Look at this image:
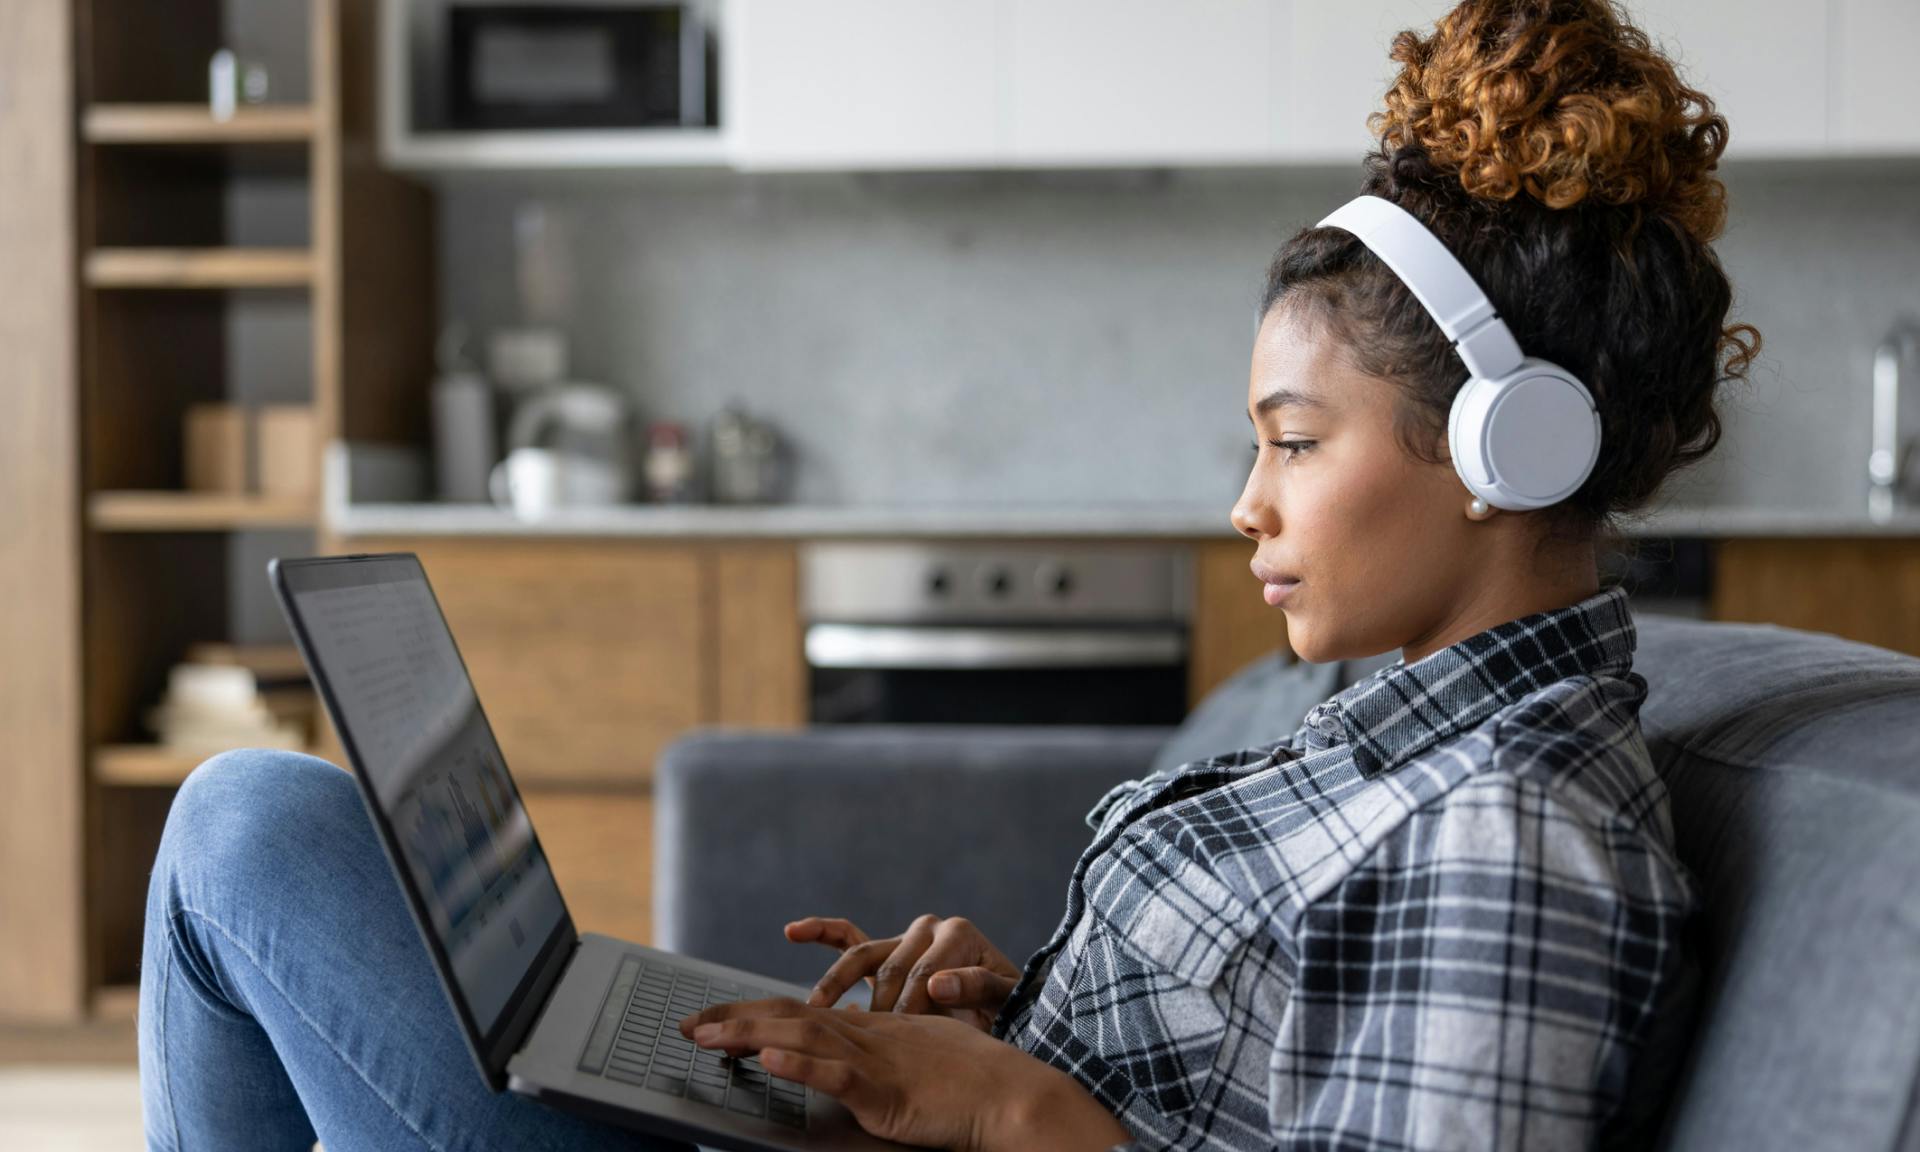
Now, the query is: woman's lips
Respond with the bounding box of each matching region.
[1251,561,1301,607]
[1262,579,1301,607]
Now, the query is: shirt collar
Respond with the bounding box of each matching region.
[1297,583,1638,778]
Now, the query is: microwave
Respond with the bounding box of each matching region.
[390,0,714,139]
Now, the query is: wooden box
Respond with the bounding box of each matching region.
[183,403,249,492]
[256,405,317,499]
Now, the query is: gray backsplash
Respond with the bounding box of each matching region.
[437,163,1920,515]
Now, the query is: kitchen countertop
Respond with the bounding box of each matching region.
[330,500,1920,539]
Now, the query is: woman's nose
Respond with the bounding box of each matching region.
[1231,483,1274,542]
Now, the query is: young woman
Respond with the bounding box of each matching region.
[140,1,1754,1149]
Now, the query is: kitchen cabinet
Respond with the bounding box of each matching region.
[728,0,1290,169]
[1280,0,1453,162]
[1832,0,1920,152]
[402,541,711,786]
[722,0,999,169]
[1004,0,1273,164]
[379,540,806,787]
[523,790,655,946]
[486,0,1920,170]
[1627,0,1830,157]
[1712,538,1920,657]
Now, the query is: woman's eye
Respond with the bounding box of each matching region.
[1251,438,1316,460]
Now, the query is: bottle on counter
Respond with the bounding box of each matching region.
[644,421,696,504]
[430,322,499,503]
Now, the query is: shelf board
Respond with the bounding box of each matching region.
[88,491,315,531]
[84,103,316,145]
[85,247,314,289]
[95,744,318,787]
[94,745,210,787]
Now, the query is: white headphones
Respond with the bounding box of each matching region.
[1315,195,1601,513]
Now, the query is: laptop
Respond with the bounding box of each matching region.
[270,553,910,1152]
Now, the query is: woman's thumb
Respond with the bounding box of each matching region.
[929,967,1015,1006]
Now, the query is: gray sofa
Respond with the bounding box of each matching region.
[654,613,1920,1151]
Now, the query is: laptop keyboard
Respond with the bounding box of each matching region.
[578,955,810,1131]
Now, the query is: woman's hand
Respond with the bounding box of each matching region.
[677,997,1131,1152]
[787,915,1023,1030]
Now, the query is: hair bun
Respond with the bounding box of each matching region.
[1372,0,1730,241]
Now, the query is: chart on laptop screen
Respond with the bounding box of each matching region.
[293,573,566,1032]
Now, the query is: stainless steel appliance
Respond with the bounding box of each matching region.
[386,0,714,152]
[801,542,1192,726]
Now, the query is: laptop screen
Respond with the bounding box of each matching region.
[278,557,568,1039]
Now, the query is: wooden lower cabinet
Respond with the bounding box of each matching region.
[372,540,807,789]
[405,540,710,787]
[522,789,654,947]
[342,538,805,947]
[1711,537,1920,657]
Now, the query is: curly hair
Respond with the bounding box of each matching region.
[1262,0,1760,548]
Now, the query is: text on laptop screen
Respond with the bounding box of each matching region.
[293,574,566,1034]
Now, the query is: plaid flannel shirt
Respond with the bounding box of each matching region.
[990,583,1699,1151]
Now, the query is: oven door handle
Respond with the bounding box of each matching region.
[804,624,1187,670]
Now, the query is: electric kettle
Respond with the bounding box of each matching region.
[492,383,633,511]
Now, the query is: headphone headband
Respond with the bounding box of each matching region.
[1315,196,1524,381]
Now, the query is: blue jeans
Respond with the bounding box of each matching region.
[138,748,698,1152]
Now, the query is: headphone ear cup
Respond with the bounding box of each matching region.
[1448,361,1601,511]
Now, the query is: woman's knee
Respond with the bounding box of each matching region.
[157,748,364,891]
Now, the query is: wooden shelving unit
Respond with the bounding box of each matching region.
[85,247,315,288]
[84,103,316,144]
[34,0,437,1026]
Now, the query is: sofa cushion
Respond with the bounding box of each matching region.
[1632,614,1920,1152]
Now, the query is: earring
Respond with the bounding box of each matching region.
[1467,495,1492,520]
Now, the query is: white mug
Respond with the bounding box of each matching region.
[489,448,562,518]
[489,448,626,517]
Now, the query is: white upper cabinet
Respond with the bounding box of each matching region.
[1003,0,1273,164]
[723,0,998,169]
[1627,0,1829,157]
[1832,0,1920,151]
[1279,0,1455,163]
[721,0,1919,171]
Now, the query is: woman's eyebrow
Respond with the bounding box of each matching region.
[1253,387,1333,415]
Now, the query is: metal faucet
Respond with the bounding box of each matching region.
[1868,316,1920,522]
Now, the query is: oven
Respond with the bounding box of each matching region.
[801,543,1192,726]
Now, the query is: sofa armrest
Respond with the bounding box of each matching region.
[652,725,1170,988]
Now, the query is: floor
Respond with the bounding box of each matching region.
[0,1066,144,1151]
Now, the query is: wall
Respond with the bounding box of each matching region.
[434,162,1920,515]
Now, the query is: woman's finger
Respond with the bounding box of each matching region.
[892,947,965,1016]
[690,1012,858,1060]
[869,915,939,1013]
[927,966,1019,1011]
[784,916,868,950]
[893,918,993,1015]
[808,936,899,1007]
[758,1048,862,1104]
[677,995,809,1037]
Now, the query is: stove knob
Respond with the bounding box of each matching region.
[980,566,1013,598]
[926,568,952,597]
[1038,563,1075,598]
